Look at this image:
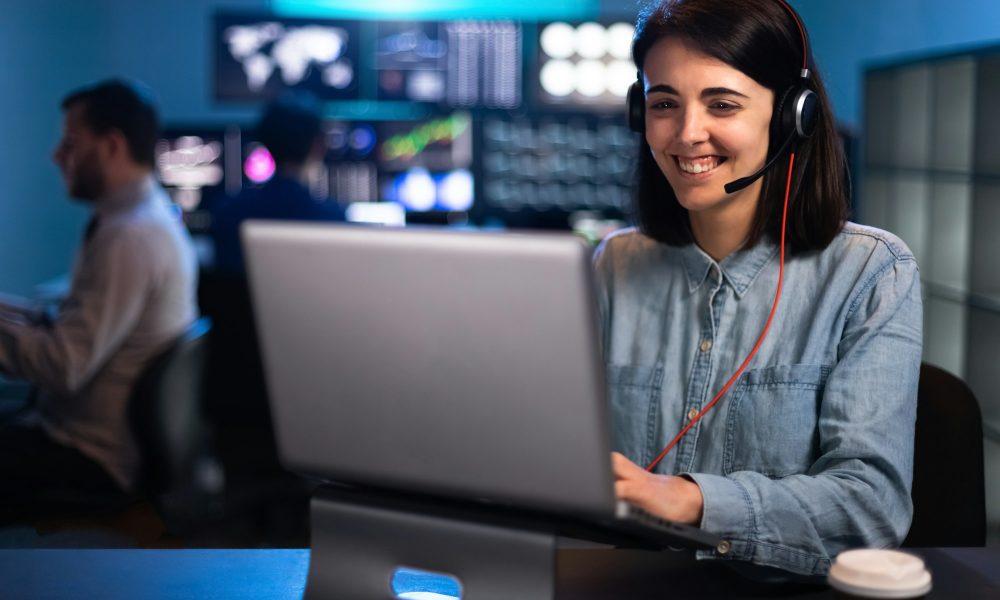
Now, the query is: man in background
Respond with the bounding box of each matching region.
[201,93,344,496]
[0,79,198,522]
[210,91,344,273]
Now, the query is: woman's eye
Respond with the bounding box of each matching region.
[650,99,677,110]
[710,102,738,111]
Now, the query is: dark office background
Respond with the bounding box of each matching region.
[1,0,998,297]
[0,0,998,542]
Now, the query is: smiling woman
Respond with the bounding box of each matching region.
[627,0,848,260]
[594,0,923,578]
[641,37,775,260]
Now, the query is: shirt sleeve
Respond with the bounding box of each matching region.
[0,226,155,396]
[0,293,41,322]
[592,236,615,357]
[686,255,923,576]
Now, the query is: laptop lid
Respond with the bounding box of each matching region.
[243,222,616,518]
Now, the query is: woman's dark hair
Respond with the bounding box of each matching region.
[631,0,849,254]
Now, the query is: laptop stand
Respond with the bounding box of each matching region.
[305,484,558,600]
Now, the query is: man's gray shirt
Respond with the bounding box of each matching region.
[0,176,198,490]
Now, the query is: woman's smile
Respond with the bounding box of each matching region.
[674,155,728,176]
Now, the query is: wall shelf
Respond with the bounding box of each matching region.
[986,419,1000,444]
[863,45,1000,539]
[862,166,1000,185]
[924,282,1000,315]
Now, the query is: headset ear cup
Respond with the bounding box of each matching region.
[627,80,645,133]
[772,86,796,144]
[795,89,818,137]
[773,85,819,144]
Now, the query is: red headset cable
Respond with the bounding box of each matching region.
[645,152,796,472]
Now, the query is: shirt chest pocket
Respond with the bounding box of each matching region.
[723,364,831,478]
[606,364,663,467]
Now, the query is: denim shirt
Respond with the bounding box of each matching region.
[593,222,923,576]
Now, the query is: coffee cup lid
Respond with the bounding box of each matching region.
[828,549,932,598]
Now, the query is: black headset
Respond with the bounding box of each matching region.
[626,0,819,149]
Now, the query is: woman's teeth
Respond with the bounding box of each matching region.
[677,156,724,174]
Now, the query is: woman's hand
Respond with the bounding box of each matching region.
[612,452,704,526]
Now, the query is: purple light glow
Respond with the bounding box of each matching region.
[244,146,276,183]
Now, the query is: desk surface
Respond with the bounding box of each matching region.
[1,547,997,599]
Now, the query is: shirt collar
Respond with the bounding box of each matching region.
[680,237,778,298]
[93,174,155,217]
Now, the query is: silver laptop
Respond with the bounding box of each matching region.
[243,221,719,550]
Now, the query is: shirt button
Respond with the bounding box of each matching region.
[699,339,712,352]
[717,540,732,555]
[686,408,699,421]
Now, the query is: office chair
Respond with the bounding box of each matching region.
[29,318,220,545]
[902,362,986,547]
[130,317,222,519]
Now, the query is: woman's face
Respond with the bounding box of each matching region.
[643,37,774,217]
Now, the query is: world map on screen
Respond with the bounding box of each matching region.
[222,22,355,92]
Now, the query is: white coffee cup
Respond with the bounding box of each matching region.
[828,549,932,599]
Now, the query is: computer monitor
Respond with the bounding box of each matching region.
[215,14,361,101]
[323,120,380,205]
[155,127,242,212]
[376,112,474,213]
[375,20,523,109]
[235,119,379,206]
[473,111,636,228]
[374,21,448,103]
[534,20,636,110]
